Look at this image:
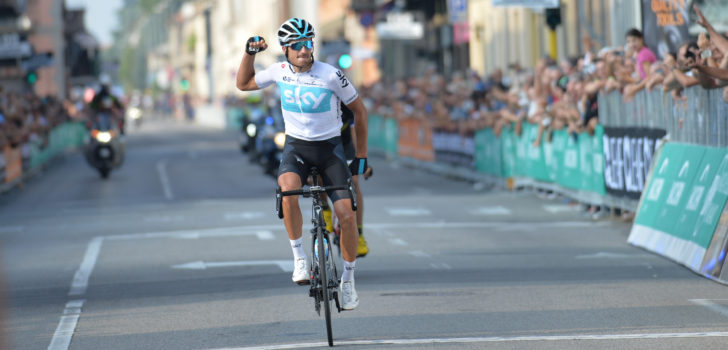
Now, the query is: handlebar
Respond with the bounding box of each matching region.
[280,185,348,197]
[276,180,356,219]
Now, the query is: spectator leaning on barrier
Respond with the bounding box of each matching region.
[686,4,728,101]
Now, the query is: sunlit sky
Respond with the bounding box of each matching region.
[65,0,124,47]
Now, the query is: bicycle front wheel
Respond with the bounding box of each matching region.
[317,229,334,346]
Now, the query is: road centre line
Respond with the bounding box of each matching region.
[48,300,85,350]
[207,331,728,350]
[156,160,174,200]
[69,237,103,296]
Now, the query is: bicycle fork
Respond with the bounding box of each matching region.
[309,204,342,314]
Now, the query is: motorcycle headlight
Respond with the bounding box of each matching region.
[95,131,112,143]
[127,107,141,120]
[274,132,286,150]
[246,124,257,138]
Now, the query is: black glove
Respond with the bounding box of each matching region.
[245,36,266,55]
[349,157,368,176]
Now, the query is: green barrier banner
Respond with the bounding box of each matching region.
[591,125,606,195]
[558,132,581,190]
[500,126,516,178]
[674,148,725,248]
[527,124,549,181]
[384,117,398,157]
[578,132,594,192]
[692,152,728,250]
[634,143,687,229]
[30,122,87,169]
[367,114,384,150]
[513,126,527,177]
[651,144,706,239]
[542,136,557,182]
[630,143,728,272]
[549,129,568,184]
[474,128,502,176]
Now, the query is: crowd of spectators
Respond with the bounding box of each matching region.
[0,87,75,153]
[361,5,728,145]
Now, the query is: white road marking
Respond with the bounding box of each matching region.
[367,221,603,230]
[690,299,728,319]
[256,231,275,240]
[409,250,431,258]
[494,221,604,231]
[389,238,408,246]
[92,221,597,237]
[206,332,728,350]
[69,237,103,296]
[224,212,265,220]
[156,160,174,200]
[469,206,512,215]
[386,208,431,216]
[105,227,276,241]
[543,204,581,213]
[143,215,184,223]
[48,299,85,350]
[430,262,452,270]
[172,260,293,272]
[575,252,643,259]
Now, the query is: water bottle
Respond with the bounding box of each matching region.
[314,237,329,260]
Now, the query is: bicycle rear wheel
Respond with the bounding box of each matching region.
[317,229,334,346]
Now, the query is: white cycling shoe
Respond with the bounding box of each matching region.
[292,258,309,285]
[340,280,359,310]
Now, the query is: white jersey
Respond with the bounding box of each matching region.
[254,61,358,141]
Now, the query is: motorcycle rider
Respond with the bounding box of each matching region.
[88,74,124,135]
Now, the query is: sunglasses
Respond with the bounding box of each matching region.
[285,40,313,50]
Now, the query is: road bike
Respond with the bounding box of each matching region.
[276,167,357,346]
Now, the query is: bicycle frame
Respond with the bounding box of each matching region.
[275,167,356,346]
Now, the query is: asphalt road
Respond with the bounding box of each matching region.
[2,118,728,350]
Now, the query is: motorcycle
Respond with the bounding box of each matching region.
[239,103,265,154]
[255,113,286,177]
[84,112,125,179]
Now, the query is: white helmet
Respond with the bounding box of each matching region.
[99,73,111,86]
[277,17,315,46]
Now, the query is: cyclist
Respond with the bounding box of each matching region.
[235,18,369,310]
[322,103,372,257]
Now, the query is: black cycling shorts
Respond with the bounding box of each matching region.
[279,135,352,202]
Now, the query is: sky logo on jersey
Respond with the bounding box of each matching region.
[278,82,332,114]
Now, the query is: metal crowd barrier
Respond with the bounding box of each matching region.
[599,87,728,147]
